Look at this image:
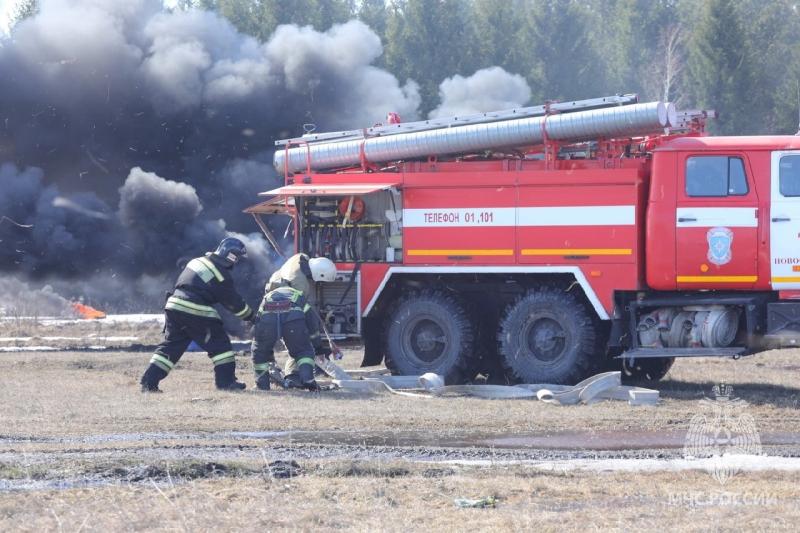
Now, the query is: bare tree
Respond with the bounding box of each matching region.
[643,24,685,105]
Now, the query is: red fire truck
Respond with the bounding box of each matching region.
[246,94,800,384]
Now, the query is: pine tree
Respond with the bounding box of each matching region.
[735,0,800,133]
[357,0,389,43]
[515,0,605,102]
[470,0,524,72]
[687,0,756,134]
[216,0,354,41]
[12,0,39,26]
[384,0,478,114]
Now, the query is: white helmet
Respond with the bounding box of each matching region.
[308,257,337,282]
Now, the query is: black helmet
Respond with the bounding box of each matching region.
[213,237,247,267]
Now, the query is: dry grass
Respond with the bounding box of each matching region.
[0,465,797,531]
[2,332,800,531]
[0,347,798,439]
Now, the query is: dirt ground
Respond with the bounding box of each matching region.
[2,318,800,530]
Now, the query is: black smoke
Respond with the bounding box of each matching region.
[0,0,420,312]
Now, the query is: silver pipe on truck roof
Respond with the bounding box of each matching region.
[274,101,676,173]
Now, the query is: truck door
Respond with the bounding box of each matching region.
[675,154,759,288]
[770,151,800,288]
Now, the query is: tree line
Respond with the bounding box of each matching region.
[14,0,800,135]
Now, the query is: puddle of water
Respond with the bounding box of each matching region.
[227,431,290,439]
[0,346,60,352]
[483,431,686,450]
[5,429,800,451]
[0,477,117,492]
[220,429,800,451]
[0,336,138,342]
[482,430,800,450]
[438,454,800,473]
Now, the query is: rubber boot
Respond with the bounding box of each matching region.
[214,362,246,391]
[298,363,319,392]
[267,362,285,389]
[140,364,167,393]
[283,372,303,389]
[256,362,284,390]
[256,372,270,390]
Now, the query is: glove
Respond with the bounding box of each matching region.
[315,345,332,357]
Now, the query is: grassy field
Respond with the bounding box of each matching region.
[1,466,798,531]
[2,347,799,438]
[2,318,800,530]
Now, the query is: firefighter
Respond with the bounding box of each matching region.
[140,237,256,393]
[251,255,336,391]
[264,252,335,304]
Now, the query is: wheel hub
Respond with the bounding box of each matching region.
[525,317,566,361]
[407,319,447,362]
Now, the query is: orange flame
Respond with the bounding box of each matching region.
[72,302,106,319]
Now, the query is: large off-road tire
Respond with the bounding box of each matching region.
[498,286,600,384]
[384,290,477,384]
[621,357,675,382]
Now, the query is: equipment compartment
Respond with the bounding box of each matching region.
[317,272,360,338]
[298,189,402,263]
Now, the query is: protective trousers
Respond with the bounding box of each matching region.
[141,310,238,389]
[251,313,316,382]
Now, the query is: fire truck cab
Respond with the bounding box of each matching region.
[248,95,800,385]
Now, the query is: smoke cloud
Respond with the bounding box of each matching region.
[429,67,531,119]
[0,277,76,318]
[0,0,420,312]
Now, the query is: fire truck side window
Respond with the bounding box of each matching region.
[779,155,800,197]
[685,156,748,197]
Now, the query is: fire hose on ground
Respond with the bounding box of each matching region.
[312,363,659,406]
[310,308,658,405]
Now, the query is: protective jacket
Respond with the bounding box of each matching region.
[265,253,315,304]
[165,253,254,321]
[253,286,323,357]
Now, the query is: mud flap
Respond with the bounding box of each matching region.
[360,316,384,367]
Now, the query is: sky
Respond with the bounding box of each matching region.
[0,0,16,34]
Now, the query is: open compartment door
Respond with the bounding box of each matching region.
[258,180,402,263]
[244,196,297,257]
[259,182,400,197]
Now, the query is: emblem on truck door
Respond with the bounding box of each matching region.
[707,227,734,266]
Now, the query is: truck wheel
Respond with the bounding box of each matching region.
[498,287,599,384]
[622,357,675,382]
[384,290,477,384]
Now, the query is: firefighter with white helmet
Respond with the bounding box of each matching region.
[264,253,336,303]
[251,253,337,390]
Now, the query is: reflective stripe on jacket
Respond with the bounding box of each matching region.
[265,253,316,304]
[258,286,322,351]
[166,253,252,320]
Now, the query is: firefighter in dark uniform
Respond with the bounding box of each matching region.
[251,256,337,391]
[140,237,255,392]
